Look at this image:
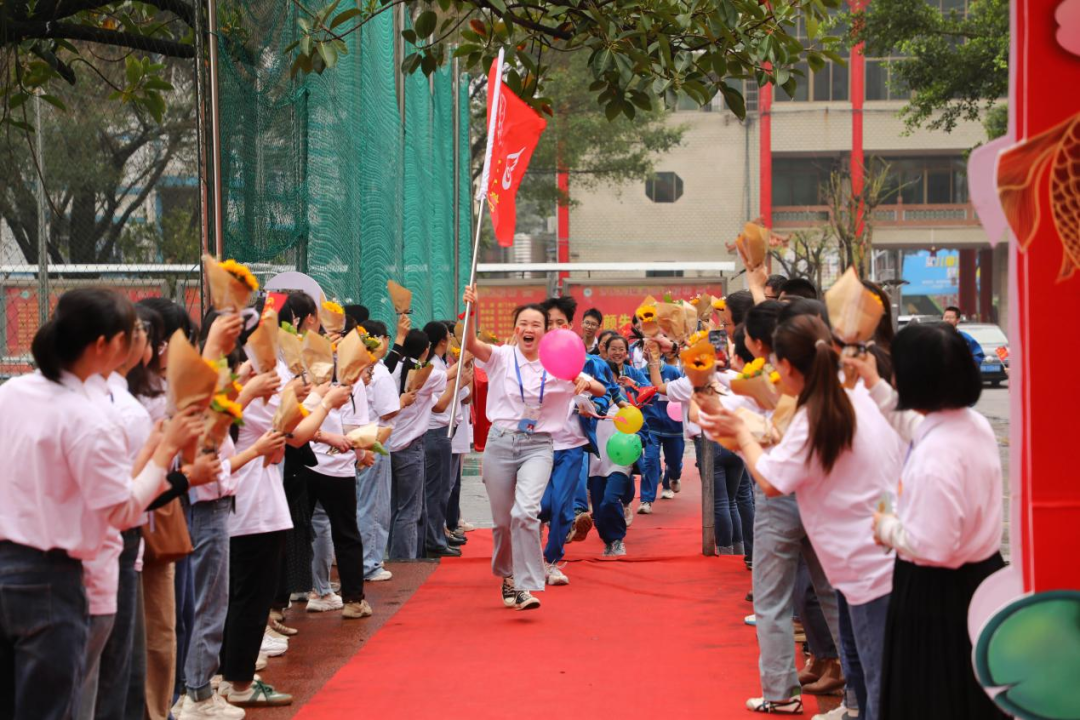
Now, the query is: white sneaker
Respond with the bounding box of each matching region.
[545,562,570,586]
[457,520,476,532]
[212,693,246,719]
[623,503,634,527]
[671,479,681,493]
[660,488,675,499]
[172,696,188,717]
[306,592,343,612]
[366,569,393,582]
[254,655,267,671]
[603,539,627,557]
[638,501,653,515]
[814,705,858,719]
[289,592,307,602]
[260,633,288,657]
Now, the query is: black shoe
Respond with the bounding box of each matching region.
[745,592,754,603]
[446,533,466,547]
[501,578,516,607]
[426,545,462,558]
[514,590,540,611]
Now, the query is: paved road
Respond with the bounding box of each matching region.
[459,383,1014,552]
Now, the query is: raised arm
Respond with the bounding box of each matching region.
[462,285,494,363]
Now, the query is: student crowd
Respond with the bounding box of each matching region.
[0,258,1005,720]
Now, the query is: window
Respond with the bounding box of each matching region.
[871,156,969,204]
[690,80,759,114]
[865,58,910,101]
[774,17,850,103]
[645,172,684,203]
[772,156,843,206]
[646,270,684,278]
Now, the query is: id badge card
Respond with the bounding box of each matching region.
[518,404,541,434]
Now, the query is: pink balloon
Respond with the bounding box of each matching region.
[538,329,586,381]
[666,401,683,422]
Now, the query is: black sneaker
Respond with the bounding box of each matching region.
[514,590,540,611]
[501,578,516,607]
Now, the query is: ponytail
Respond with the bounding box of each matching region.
[31,288,136,383]
[773,315,855,474]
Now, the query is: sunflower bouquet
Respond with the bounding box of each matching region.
[387,280,412,315]
[657,302,691,342]
[201,392,244,454]
[337,327,376,385]
[346,423,393,455]
[166,330,220,414]
[265,386,308,466]
[715,406,780,451]
[405,360,434,393]
[203,255,257,312]
[730,356,781,410]
[244,306,279,376]
[679,338,726,418]
[319,298,346,335]
[301,331,335,385]
[278,321,306,377]
[825,267,885,387]
[636,303,661,338]
[735,221,769,270]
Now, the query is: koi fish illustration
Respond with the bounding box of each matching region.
[997,112,1080,281]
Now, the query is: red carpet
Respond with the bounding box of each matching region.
[295,472,831,718]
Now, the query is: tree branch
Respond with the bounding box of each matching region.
[4,20,196,58]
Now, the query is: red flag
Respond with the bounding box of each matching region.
[485,61,547,247]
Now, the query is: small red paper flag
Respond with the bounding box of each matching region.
[485,60,547,247]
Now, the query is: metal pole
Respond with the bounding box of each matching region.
[446,198,486,438]
[207,0,224,258]
[34,96,49,325]
[700,438,716,556]
[193,0,211,308]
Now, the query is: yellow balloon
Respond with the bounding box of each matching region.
[614,406,644,434]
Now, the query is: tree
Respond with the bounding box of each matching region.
[848,0,1008,134]
[769,228,834,290]
[0,52,196,264]
[4,0,844,131]
[823,161,896,277]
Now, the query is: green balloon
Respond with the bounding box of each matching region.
[607,432,643,466]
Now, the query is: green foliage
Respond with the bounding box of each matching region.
[847,0,1008,134]
[117,204,201,263]
[296,0,845,121]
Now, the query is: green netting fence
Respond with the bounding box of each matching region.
[217,4,471,326]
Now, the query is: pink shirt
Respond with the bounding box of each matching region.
[755,388,901,605]
[483,345,578,436]
[0,372,131,560]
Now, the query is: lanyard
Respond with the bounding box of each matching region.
[513,350,546,406]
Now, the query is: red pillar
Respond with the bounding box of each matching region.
[557,165,570,289]
[759,81,772,228]
[959,248,977,317]
[978,247,994,322]
[849,0,866,233]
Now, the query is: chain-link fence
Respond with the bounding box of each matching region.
[1,5,472,377]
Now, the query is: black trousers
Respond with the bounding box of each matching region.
[221,531,284,683]
[302,467,365,603]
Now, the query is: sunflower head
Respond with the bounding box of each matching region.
[688,330,708,347]
[741,356,767,379]
[769,370,781,384]
[210,393,244,424]
[220,259,259,292]
[680,340,716,372]
[636,304,658,323]
[322,300,345,315]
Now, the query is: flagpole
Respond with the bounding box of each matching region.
[448,49,504,438]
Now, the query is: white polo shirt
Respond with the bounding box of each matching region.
[229,362,293,537]
[664,377,701,439]
[483,345,579,436]
[888,408,1002,568]
[427,356,453,430]
[339,378,371,429]
[0,372,132,560]
[367,362,401,425]
[387,363,446,452]
[755,388,901,605]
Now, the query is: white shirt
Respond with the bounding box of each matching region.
[339,379,370,429]
[367,362,401,426]
[229,362,293,537]
[427,356,453,430]
[307,397,358,477]
[139,391,168,424]
[0,372,132,560]
[483,345,579,436]
[755,388,901,605]
[192,434,242,503]
[878,409,1002,568]
[107,373,153,461]
[551,398,589,451]
[451,393,474,455]
[387,363,446,452]
[664,377,701,439]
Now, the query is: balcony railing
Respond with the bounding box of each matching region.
[772,202,979,229]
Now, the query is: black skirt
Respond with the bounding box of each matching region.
[880,553,1009,720]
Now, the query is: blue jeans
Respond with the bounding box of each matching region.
[712,442,754,553]
[94,529,141,718]
[423,428,454,551]
[540,446,586,564]
[0,541,89,720]
[573,452,589,514]
[588,472,634,543]
[183,497,232,701]
[173,549,195,702]
[640,441,661,503]
[311,502,334,596]
[389,437,426,560]
[838,591,891,720]
[795,556,838,660]
[357,451,392,578]
[446,454,464,531]
[658,435,685,489]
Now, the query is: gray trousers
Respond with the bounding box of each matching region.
[389,437,426,560]
[423,427,454,551]
[482,428,554,592]
[752,485,841,701]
